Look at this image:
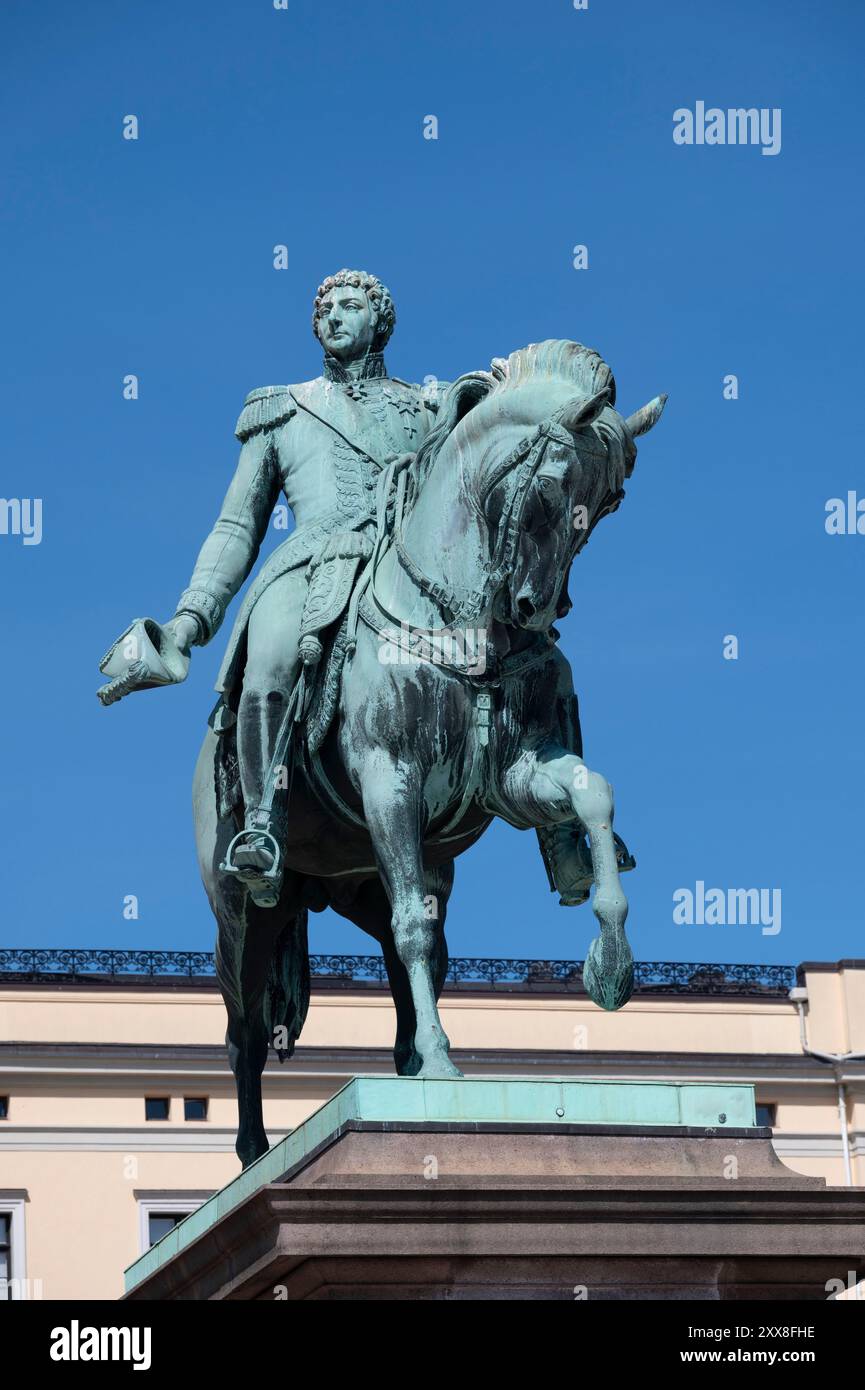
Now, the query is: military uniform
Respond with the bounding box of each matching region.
[173,351,446,854]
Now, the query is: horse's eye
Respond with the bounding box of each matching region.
[536,477,563,522]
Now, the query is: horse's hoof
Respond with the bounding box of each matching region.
[394,1045,424,1077]
[583,933,634,1011]
[237,1133,270,1169]
[417,1055,463,1080]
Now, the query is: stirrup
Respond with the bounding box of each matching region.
[613,833,636,874]
[220,828,283,908]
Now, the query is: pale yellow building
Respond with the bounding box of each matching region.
[1,951,863,1300]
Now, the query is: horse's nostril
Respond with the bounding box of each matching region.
[517,597,536,621]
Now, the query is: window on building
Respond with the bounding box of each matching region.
[147,1212,186,1247]
[0,1214,10,1298]
[144,1097,170,1121]
[137,1195,214,1254]
[756,1103,777,1129]
[183,1097,208,1121]
[0,1097,8,1119]
[0,1200,26,1300]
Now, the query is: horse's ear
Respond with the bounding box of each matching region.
[625,393,668,438]
[440,372,495,425]
[555,387,611,433]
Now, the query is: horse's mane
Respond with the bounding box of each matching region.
[411,341,628,498]
[496,340,617,405]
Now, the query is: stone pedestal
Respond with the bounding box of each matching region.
[124,1078,865,1301]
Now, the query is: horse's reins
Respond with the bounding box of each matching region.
[360,418,577,659]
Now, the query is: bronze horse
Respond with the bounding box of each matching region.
[191,340,665,1167]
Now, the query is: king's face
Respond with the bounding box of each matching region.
[317,287,378,361]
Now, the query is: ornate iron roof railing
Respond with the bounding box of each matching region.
[0,948,797,996]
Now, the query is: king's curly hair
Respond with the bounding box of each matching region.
[312,269,396,351]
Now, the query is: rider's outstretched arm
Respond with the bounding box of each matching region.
[172,431,282,648]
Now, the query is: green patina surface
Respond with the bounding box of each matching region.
[100,278,671,1172]
[124,1076,756,1292]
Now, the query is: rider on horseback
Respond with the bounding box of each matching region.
[98,269,630,907]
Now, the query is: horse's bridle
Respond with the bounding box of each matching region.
[389,419,574,627]
[359,412,625,671]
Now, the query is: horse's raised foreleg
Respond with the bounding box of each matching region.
[359,755,462,1078]
[504,745,633,1010]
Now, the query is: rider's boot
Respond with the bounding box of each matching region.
[233,826,277,873]
[536,822,636,906]
[229,805,286,909]
[222,682,298,908]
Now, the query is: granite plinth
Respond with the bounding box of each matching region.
[124,1077,865,1301]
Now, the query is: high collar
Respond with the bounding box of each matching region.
[322,351,387,384]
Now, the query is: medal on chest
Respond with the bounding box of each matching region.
[343,380,423,446]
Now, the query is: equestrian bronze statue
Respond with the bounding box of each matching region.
[98,269,666,1167]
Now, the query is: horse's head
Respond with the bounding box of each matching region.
[454,341,666,632]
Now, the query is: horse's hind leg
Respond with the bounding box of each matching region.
[223,962,271,1169]
[425,861,454,1002]
[218,897,309,1169]
[194,731,308,1168]
[334,878,422,1075]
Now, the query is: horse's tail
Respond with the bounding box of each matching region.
[262,910,311,1063]
[214,904,310,1059]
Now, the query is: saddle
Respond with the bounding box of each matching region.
[298,530,372,752]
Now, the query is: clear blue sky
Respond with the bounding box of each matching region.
[1,0,862,969]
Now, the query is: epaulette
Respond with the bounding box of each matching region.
[235,386,296,443]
